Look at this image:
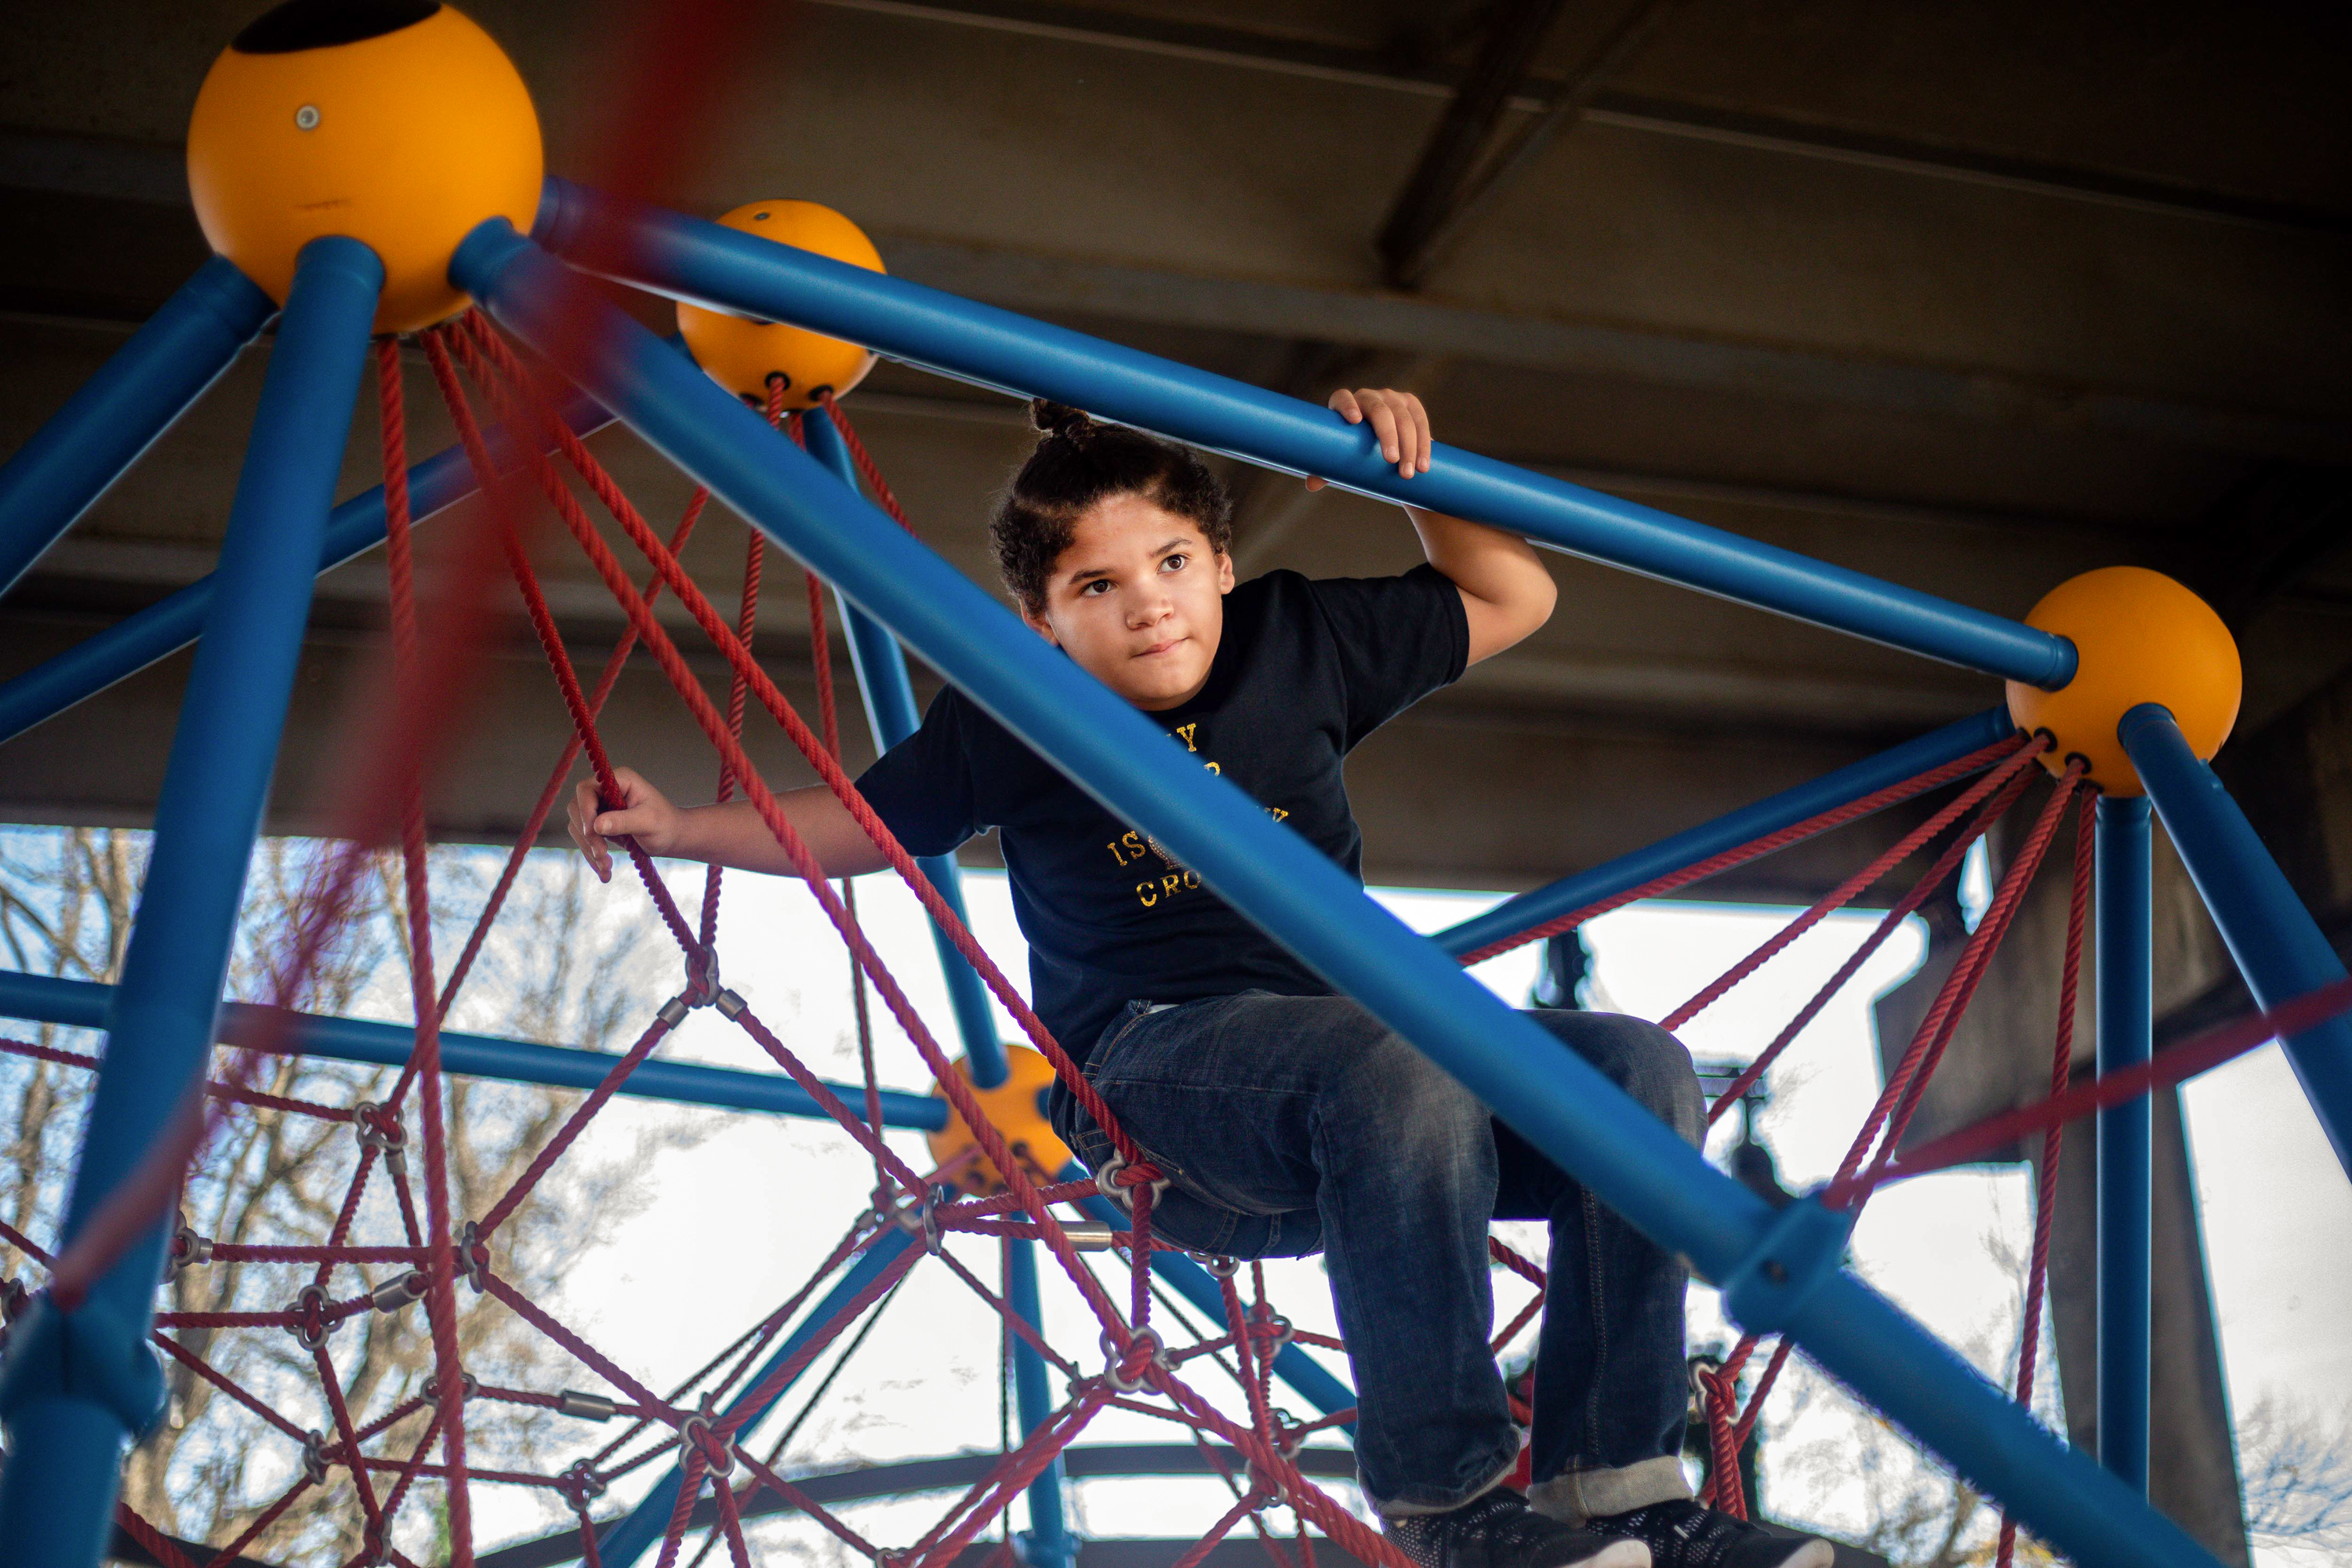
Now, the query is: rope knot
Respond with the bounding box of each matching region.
[352,1100,408,1178]
[1101,1325,1167,1392]
[289,1282,335,1352]
[682,1408,735,1483]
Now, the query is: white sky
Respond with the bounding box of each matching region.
[443,856,2352,1566]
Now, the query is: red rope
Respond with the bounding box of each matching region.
[1454,732,2029,966]
[1704,747,2047,1127]
[463,315,1144,1169]
[1664,738,2048,1031]
[817,390,917,534]
[456,335,1138,1341]
[1708,764,2088,1514]
[1996,789,2092,1568]
[381,332,476,1560]
[1871,970,2352,1189]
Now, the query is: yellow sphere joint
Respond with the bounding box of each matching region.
[2005,567,2241,797]
[926,1045,1073,1198]
[186,2,543,335]
[677,201,884,409]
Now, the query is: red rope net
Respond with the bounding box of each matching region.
[11,314,2343,1568]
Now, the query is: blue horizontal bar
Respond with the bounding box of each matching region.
[1438,706,2016,956]
[0,255,276,601]
[0,377,619,750]
[536,180,2076,690]
[0,970,948,1134]
[458,222,2215,1568]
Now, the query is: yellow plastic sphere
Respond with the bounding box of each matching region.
[926,1045,1073,1198]
[2005,567,2241,796]
[677,201,883,408]
[186,2,543,335]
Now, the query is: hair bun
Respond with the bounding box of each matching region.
[1029,399,1095,441]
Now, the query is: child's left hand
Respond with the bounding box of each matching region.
[1306,387,1432,489]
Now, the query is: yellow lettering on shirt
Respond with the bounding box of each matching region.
[1175,723,1200,753]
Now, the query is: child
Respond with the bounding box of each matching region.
[568,391,1830,1568]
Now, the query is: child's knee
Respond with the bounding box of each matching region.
[1336,1029,1490,1159]
[1532,1011,1704,1146]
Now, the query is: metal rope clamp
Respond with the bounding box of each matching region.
[562,1457,608,1513]
[1250,1312,1294,1357]
[422,1371,480,1407]
[300,1429,332,1486]
[1100,1325,1168,1393]
[1270,1408,1307,1462]
[457,1220,491,1292]
[681,946,723,1010]
[1185,1250,1240,1279]
[351,1101,407,1180]
[162,1216,213,1283]
[1094,1152,1171,1210]
[891,1188,944,1254]
[681,1413,735,1485]
[290,1283,335,1352]
[369,1271,427,1314]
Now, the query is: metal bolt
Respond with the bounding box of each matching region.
[1761,1260,1790,1284]
[294,104,321,131]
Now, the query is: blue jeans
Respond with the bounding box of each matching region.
[1054,992,1704,1520]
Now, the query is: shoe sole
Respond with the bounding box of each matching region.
[1570,1544,1653,1568]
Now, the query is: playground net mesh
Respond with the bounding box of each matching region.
[8,310,2344,1568]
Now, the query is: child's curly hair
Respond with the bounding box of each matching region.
[990,401,1233,615]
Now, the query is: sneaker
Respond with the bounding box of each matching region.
[1385,1490,1653,1568]
[1585,1501,1832,1568]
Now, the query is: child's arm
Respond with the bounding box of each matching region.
[566,768,891,883]
[1319,387,1557,666]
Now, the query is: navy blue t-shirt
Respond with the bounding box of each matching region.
[855,565,1469,1065]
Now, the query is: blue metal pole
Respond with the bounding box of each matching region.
[1438,706,2018,957]
[0,380,618,749]
[2120,703,2352,1174]
[0,256,276,601]
[535,182,2075,690]
[0,236,382,1568]
[1004,1228,1074,1568]
[2094,795,2151,1493]
[0,970,949,1133]
[454,223,2220,1568]
[798,401,1065,1559]
[594,1229,916,1568]
[800,406,1008,1088]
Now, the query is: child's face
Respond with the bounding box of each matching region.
[1021,492,1235,711]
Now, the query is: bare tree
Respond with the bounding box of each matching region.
[0,826,689,1564]
[1756,1225,2063,1568]
[2238,1394,2352,1557]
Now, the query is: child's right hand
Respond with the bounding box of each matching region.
[566,767,681,883]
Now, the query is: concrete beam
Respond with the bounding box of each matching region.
[2,126,2343,463]
[806,0,2352,238]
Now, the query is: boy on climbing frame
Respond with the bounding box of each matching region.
[567,391,1831,1568]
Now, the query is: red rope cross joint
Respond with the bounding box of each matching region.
[456,1221,491,1292]
[681,1411,735,1484]
[353,1100,408,1177]
[1094,1154,1170,1206]
[1102,1325,1171,1392]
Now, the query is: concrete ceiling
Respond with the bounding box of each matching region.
[2,0,2348,898]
